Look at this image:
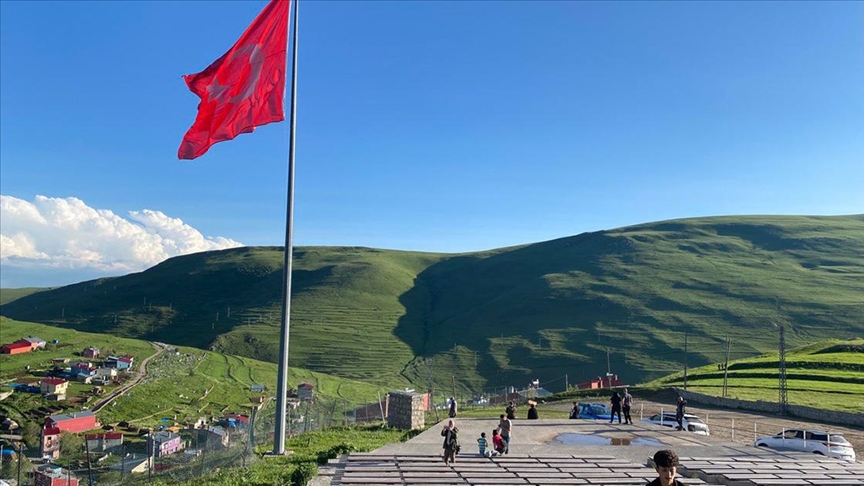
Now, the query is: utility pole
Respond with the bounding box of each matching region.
[779,324,788,414]
[565,374,568,392]
[722,334,730,398]
[451,375,456,402]
[683,331,689,390]
[606,347,611,376]
[86,433,94,486]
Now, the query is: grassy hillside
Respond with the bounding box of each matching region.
[0,318,393,429]
[0,287,46,305]
[645,338,864,413]
[2,215,862,393]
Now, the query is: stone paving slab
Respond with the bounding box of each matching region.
[331,453,719,485]
[673,455,864,486]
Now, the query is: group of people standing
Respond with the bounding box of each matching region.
[442,400,518,463]
[609,388,634,424]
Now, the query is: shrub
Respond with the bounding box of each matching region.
[316,443,355,465]
[290,463,317,486]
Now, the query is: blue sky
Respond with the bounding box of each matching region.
[1,0,863,287]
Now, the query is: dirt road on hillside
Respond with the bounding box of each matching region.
[91,342,165,413]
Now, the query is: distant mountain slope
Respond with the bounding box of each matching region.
[2,215,862,390]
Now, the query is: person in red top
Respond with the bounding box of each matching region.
[491,429,505,455]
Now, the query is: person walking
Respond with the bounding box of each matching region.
[610,391,622,424]
[448,397,458,418]
[675,397,687,431]
[497,414,512,454]
[622,388,633,424]
[441,420,459,464]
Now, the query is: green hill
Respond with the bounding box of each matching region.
[2,215,862,393]
[645,338,864,413]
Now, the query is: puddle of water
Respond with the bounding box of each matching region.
[550,434,665,446]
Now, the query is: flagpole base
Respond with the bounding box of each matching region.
[263,450,294,458]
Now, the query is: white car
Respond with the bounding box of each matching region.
[754,429,856,462]
[642,412,710,435]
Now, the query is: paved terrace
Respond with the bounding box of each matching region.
[314,419,862,486]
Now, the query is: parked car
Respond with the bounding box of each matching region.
[642,412,710,435]
[754,429,856,462]
[575,403,612,421]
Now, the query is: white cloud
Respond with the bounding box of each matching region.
[0,195,243,286]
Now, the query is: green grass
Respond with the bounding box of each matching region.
[168,424,415,486]
[2,215,862,395]
[644,338,864,413]
[0,287,47,305]
[0,319,400,433]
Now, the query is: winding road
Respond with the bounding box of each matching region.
[91,342,165,413]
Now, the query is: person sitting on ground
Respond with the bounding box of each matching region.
[492,429,505,455]
[477,432,489,457]
[526,402,538,419]
[648,449,684,486]
[505,400,516,420]
[441,420,459,464]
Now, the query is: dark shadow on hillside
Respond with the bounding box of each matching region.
[393,231,643,385]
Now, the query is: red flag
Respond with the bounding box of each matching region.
[178,0,290,160]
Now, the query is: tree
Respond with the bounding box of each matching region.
[60,431,83,457]
[20,420,41,450]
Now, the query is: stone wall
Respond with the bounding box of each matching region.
[387,391,425,430]
[673,388,864,428]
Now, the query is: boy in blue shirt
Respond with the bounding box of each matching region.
[477,432,489,457]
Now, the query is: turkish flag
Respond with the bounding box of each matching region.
[178,0,290,160]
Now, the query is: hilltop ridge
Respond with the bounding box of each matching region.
[2,214,862,391]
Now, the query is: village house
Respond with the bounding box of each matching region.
[0,340,33,355]
[576,374,626,390]
[95,367,118,379]
[82,347,99,359]
[85,432,124,452]
[41,426,61,459]
[148,431,182,457]
[72,362,96,375]
[40,378,69,396]
[298,382,314,401]
[34,464,79,486]
[222,413,249,430]
[106,355,134,370]
[23,336,47,349]
[45,410,99,433]
[190,425,229,449]
[109,454,151,474]
[250,384,265,393]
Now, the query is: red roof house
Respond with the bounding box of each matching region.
[41,426,61,458]
[40,378,69,395]
[45,411,99,434]
[1,341,33,355]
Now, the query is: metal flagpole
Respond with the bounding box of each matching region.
[274,0,300,455]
